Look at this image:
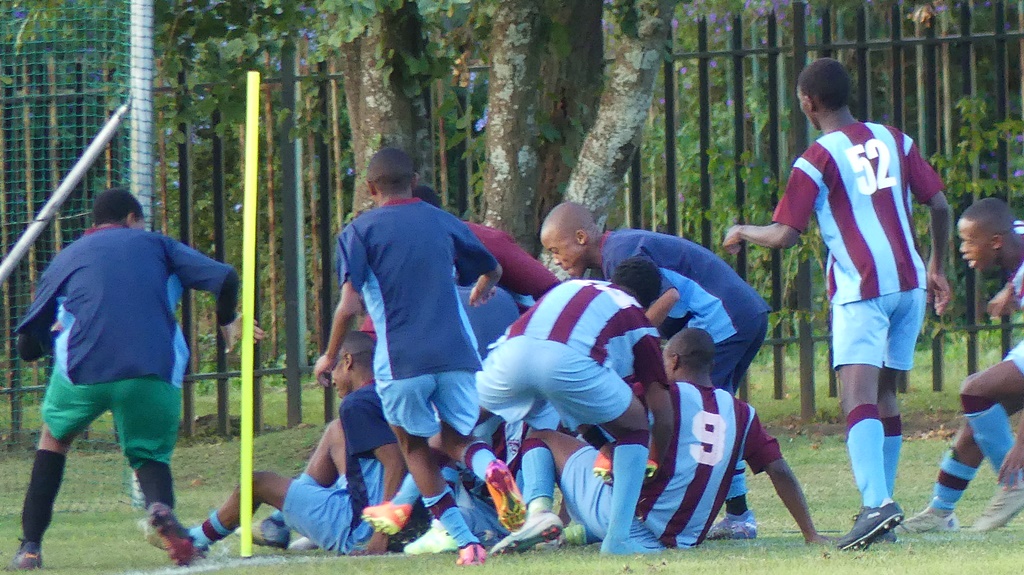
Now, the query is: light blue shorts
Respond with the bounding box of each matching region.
[831,289,926,370]
[476,337,633,431]
[559,446,664,550]
[377,370,479,437]
[281,474,371,554]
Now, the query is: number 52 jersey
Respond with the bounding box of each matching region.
[636,381,782,548]
[772,122,945,305]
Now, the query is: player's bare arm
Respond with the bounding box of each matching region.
[988,282,1019,319]
[764,459,829,544]
[723,223,800,255]
[314,282,363,380]
[469,262,503,306]
[925,191,952,315]
[645,288,679,328]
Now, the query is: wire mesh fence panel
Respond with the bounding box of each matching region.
[0,0,136,516]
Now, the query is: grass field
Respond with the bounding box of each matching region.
[3,420,1024,574]
[1,331,1021,574]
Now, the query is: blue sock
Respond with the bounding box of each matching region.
[601,439,649,554]
[931,451,978,511]
[727,463,748,500]
[423,488,477,547]
[965,403,1014,472]
[465,442,497,481]
[881,416,902,497]
[846,406,889,508]
[188,525,212,550]
[392,473,421,506]
[267,509,285,524]
[520,441,555,508]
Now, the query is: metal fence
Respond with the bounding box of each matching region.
[4,1,1024,445]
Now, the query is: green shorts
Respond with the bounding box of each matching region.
[42,371,181,469]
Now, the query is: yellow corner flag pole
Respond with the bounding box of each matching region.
[239,70,260,559]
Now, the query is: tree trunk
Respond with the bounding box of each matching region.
[338,3,432,212]
[564,0,674,228]
[531,0,604,252]
[481,0,544,247]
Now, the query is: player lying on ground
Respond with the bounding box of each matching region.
[899,198,1024,534]
[181,332,504,561]
[723,57,951,550]
[476,257,673,555]
[9,188,259,570]
[490,329,827,554]
[313,148,522,566]
[541,201,771,540]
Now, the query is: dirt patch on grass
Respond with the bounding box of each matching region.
[765,408,962,441]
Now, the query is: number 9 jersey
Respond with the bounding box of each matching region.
[634,381,781,548]
[772,122,945,305]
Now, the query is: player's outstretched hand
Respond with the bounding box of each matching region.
[220,316,265,352]
[722,225,744,255]
[350,532,388,556]
[313,354,336,388]
[997,442,1024,488]
[927,270,951,315]
[988,282,1019,319]
[469,282,495,306]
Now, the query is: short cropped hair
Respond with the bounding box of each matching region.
[341,331,374,369]
[610,257,661,309]
[961,197,1015,235]
[412,185,442,208]
[92,187,143,225]
[666,328,716,373]
[367,147,416,195]
[797,58,851,111]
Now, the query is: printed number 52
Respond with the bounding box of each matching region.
[845,138,897,196]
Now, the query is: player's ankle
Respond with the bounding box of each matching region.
[527,497,553,518]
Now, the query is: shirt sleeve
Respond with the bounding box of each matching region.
[904,141,944,204]
[449,219,498,286]
[474,226,559,298]
[341,392,396,457]
[742,410,783,474]
[631,332,669,393]
[164,238,233,294]
[337,225,370,291]
[772,163,821,234]
[15,266,62,340]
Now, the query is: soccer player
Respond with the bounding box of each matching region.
[476,257,673,555]
[723,57,952,549]
[8,188,253,569]
[186,332,415,556]
[491,328,827,553]
[899,197,1024,533]
[540,201,770,540]
[312,148,520,566]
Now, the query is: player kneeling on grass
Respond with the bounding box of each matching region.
[900,198,1024,534]
[185,332,421,558]
[9,189,256,570]
[476,257,676,555]
[491,328,827,554]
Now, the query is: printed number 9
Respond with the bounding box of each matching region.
[690,410,726,466]
[844,138,898,196]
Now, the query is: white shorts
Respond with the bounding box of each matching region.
[1004,340,1024,375]
[831,289,926,371]
[476,337,633,431]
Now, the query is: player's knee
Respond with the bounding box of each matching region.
[960,372,984,396]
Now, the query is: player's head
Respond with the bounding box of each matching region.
[797,58,851,129]
[332,331,374,398]
[412,184,442,208]
[540,202,603,277]
[610,257,661,309]
[367,147,417,202]
[93,187,144,229]
[663,328,716,384]
[958,197,1019,272]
